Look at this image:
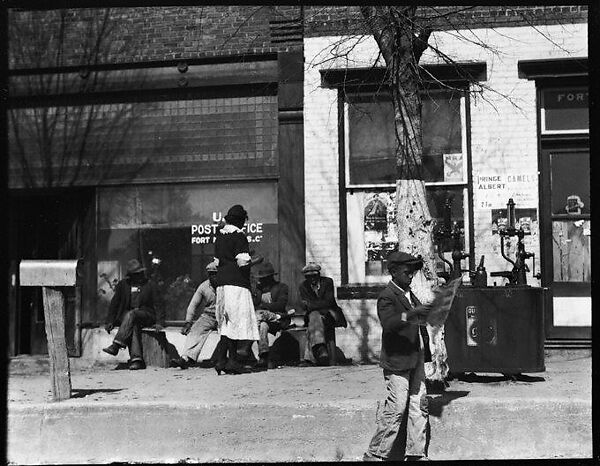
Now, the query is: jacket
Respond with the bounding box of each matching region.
[299,276,347,328]
[377,280,431,373]
[106,278,165,327]
[214,229,251,289]
[252,281,289,316]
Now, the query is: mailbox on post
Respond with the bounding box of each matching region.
[19,259,83,402]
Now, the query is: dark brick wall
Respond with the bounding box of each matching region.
[9,5,587,70]
[9,6,304,70]
[304,5,588,37]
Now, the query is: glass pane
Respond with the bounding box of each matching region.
[97,181,279,321]
[543,87,589,132]
[346,186,466,284]
[422,94,463,182]
[347,92,463,185]
[550,152,590,215]
[347,97,396,185]
[552,220,591,282]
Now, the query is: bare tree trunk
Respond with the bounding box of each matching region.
[361,6,448,382]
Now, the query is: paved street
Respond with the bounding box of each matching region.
[7,351,592,463]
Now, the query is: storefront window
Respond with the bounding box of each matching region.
[541,86,589,134]
[346,90,464,186]
[97,181,278,321]
[344,90,469,284]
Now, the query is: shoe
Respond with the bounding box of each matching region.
[102,343,121,356]
[256,353,269,369]
[313,344,329,366]
[405,455,430,461]
[170,357,189,369]
[128,360,146,370]
[224,359,251,374]
[362,452,384,461]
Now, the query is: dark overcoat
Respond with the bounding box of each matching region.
[106,278,165,327]
[299,276,347,328]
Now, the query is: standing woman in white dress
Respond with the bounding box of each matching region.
[213,204,259,374]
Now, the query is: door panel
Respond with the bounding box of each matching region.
[542,149,590,338]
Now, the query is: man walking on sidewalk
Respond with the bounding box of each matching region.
[363,251,432,462]
[102,259,164,370]
[171,261,219,369]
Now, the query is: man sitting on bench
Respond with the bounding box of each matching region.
[102,258,164,370]
[252,261,291,369]
[299,262,347,366]
[171,261,219,369]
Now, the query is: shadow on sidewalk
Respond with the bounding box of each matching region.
[451,372,545,383]
[428,390,469,418]
[71,388,124,398]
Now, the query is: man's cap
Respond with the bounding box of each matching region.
[386,251,423,270]
[256,261,277,278]
[126,259,146,275]
[302,262,321,275]
[225,204,248,221]
[205,261,218,273]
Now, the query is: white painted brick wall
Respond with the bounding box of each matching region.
[304,23,587,361]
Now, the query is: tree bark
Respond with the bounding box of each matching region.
[361,6,448,382]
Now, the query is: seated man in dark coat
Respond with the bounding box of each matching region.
[102,258,165,370]
[298,262,347,366]
[252,261,291,369]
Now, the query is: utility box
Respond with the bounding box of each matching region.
[445,286,546,374]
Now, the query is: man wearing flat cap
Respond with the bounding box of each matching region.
[363,251,432,461]
[252,261,290,369]
[102,258,164,370]
[171,261,219,369]
[299,262,347,366]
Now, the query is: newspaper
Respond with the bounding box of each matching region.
[426,277,462,327]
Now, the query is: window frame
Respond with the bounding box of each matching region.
[340,87,473,286]
[540,85,590,136]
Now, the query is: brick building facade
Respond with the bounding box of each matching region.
[7,5,590,362]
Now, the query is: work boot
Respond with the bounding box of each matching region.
[128,360,146,370]
[102,342,121,356]
[256,352,269,370]
[170,356,190,369]
[312,344,329,366]
[224,339,250,374]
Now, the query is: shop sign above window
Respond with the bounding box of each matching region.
[541,87,589,134]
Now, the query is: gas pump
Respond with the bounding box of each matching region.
[490,198,537,286]
[434,198,470,281]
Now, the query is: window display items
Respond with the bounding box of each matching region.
[363,192,398,275]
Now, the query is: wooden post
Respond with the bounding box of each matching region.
[42,287,72,401]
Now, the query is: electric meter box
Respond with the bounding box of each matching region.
[445,286,547,374]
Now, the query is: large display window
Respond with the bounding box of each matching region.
[97,181,278,322]
[344,89,470,284]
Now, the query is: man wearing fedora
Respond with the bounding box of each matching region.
[363,251,432,461]
[102,258,165,370]
[252,261,290,369]
[299,262,347,366]
[171,261,219,370]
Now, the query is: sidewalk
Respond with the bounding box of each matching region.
[7,351,592,463]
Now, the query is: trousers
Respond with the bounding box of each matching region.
[182,313,218,362]
[365,349,429,459]
[114,309,156,362]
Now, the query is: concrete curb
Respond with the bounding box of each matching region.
[8,394,592,463]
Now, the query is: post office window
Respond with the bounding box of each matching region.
[97,181,279,321]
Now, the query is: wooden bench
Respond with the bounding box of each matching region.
[140,328,174,368]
